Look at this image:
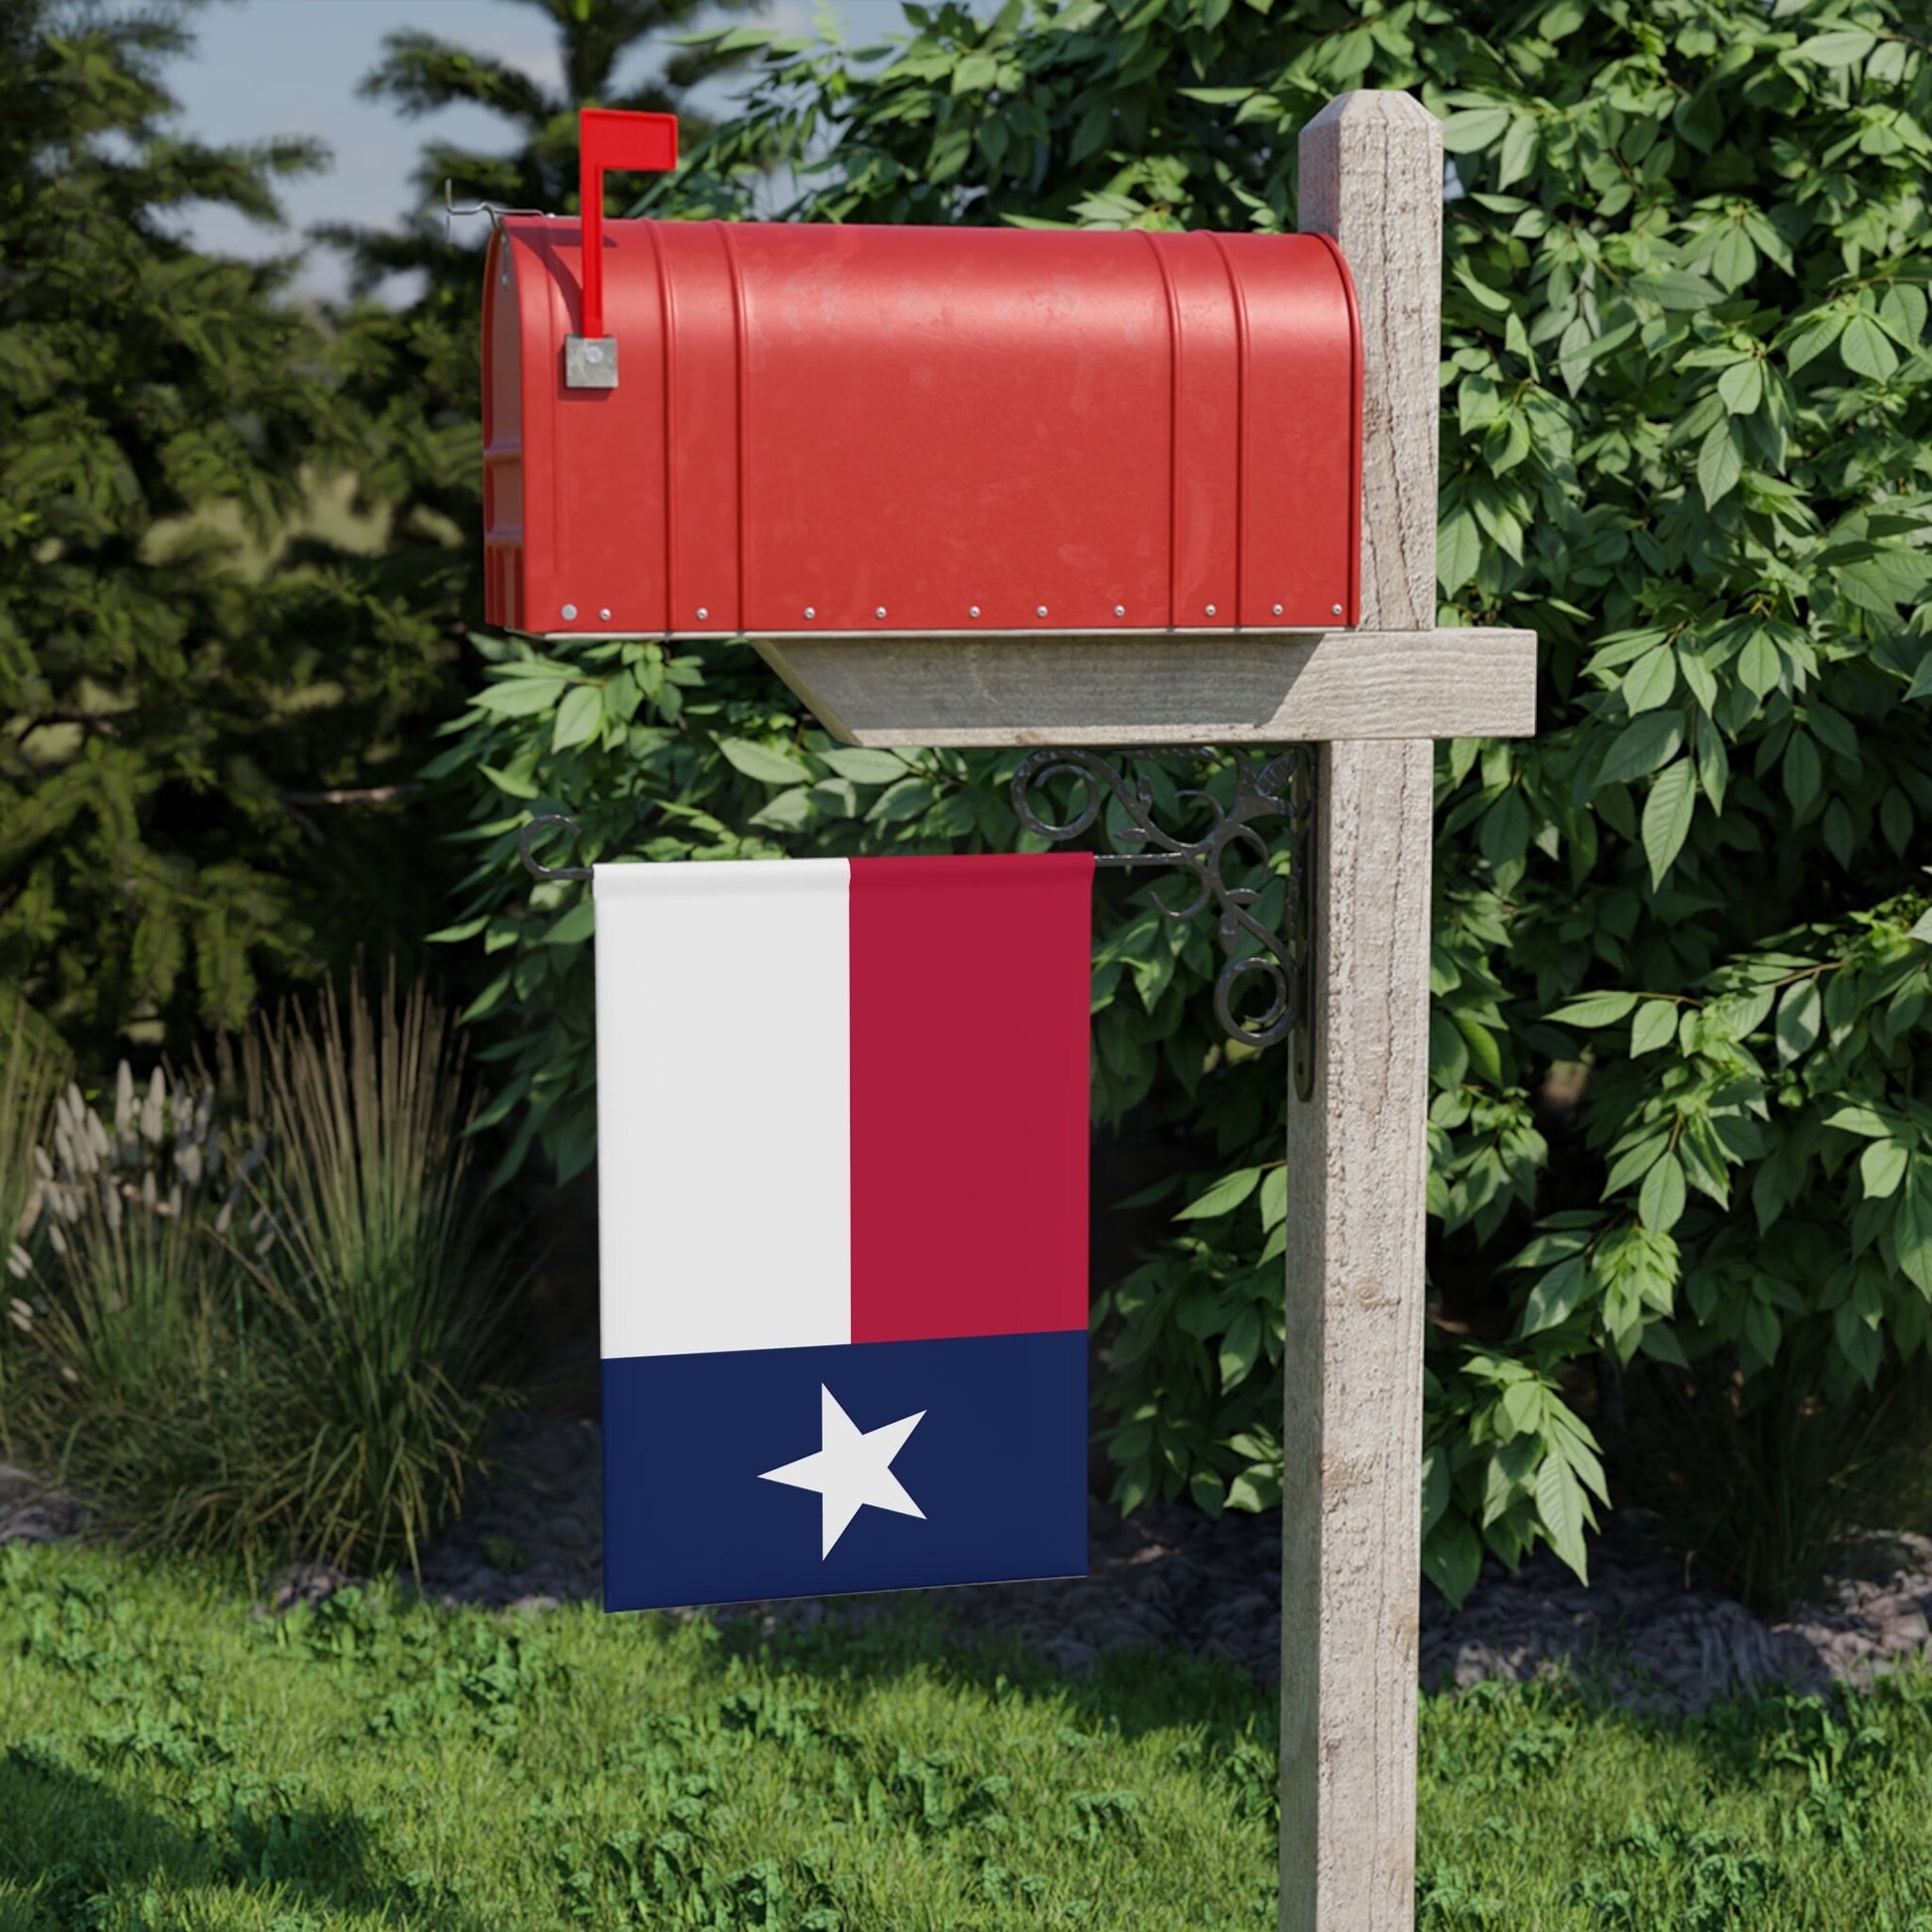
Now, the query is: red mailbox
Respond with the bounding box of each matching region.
[483,115,1361,639]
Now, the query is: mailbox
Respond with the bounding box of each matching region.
[482,116,1362,640]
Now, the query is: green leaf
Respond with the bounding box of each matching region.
[541,897,596,946]
[1798,28,1875,67]
[1742,1294,1783,1367]
[1775,979,1823,1064]
[1717,358,1763,415]
[868,777,936,823]
[951,51,999,91]
[1897,1173,1932,1296]
[1438,505,1481,594]
[1520,1255,1589,1334]
[1784,733,1822,818]
[1226,1469,1280,1513]
[1641,760,1698,889]
[1837,547,1932,614]
[1547,990,1640,1028]
[1218,1307,1262,1390]
[1535,1451,1589,1583]
[1629,999,1678,1055]
[1423,1515,1483,1607]
[1499,1377,1544,1439]
[1451,1008,1503,1087]
[1174,1166,1263,1220]
[1596,711,1684,787]
[1863,1139,1909,1200]
[1697,420,1743,508]
[1188,1466,1226,1517]
[1840,313,1899,382]
[551,684,603,752]
[1621,646,1678,716]
[817,747,911,784]
[1710,226,1756,294]
[1258,1165,1287,1232]
[1439,105,1511,154]
[1785,311,1846,374]
[1421,1444,1449,1542]
[748,785,815,831]
[473,678,571,719]
[1630,268,1724,311]
[1881,284,1928,346]
[1639,1151,1687,1233]
[718,738,814,785]
[1496,116,1538,192]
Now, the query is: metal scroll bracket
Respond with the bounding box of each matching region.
[517,753,1317,1097]
[520,814,592,883]
[1010,747,1316,1099]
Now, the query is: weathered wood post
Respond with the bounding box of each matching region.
[1280,92,1443,1932]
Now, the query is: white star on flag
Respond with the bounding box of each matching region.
[759,1385,927,1558]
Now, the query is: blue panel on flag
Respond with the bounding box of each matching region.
[602,1329,1087,1611]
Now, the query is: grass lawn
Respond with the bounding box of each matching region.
[5,1541,1932,1930]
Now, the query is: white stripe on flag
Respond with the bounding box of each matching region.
[594,859,852,1359]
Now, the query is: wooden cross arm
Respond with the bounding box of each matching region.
[752,625,1535,749]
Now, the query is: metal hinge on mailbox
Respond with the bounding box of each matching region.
[565,110,678,391]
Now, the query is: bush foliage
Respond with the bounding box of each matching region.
[439,0,1932,1603]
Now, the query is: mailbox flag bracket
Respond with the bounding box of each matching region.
[567,107,678,387]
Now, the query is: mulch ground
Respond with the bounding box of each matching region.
[14,1398,1919,1720]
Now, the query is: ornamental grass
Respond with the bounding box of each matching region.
[0,974,516,1578]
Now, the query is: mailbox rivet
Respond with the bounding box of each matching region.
[1114,606,1125,619]
[876,607,888,620]
[1205,604,1217,618]
[1274,604,1285,617]
[803,607,816,621]
[561,604,578,621]
[599,608,612,621]
[696,607,709,621]
[1036,606,1048,619]
[1331,603,1343,617]
[969,606,981,619]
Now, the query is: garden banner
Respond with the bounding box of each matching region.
[593,853,1094,1612]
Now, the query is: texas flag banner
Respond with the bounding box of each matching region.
[593,852,1095,1612]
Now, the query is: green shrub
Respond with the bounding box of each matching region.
[1,981,514,1574]
[435,0,1932,1603]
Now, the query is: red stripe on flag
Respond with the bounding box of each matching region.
[849,854,1093,1345]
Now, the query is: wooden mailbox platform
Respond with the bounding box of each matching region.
[754,624,1534,748]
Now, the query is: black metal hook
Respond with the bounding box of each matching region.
[519,814,593,883]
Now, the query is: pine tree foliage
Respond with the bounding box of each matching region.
[434,0,1932,1601]
[327,0,760,295]
[0,1,458,1057]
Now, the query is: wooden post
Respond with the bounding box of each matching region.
[1280,91,1443,1932]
